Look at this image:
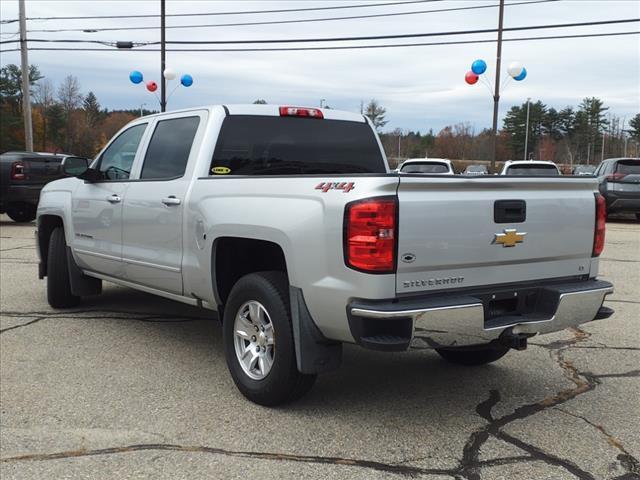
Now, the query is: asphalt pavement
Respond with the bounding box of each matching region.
[1,214,638,480]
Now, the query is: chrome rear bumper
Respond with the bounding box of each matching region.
[348,279,614,351]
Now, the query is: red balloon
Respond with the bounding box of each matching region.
[465,71,479,85]
[146,81,158,92]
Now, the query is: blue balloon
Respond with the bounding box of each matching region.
[514,67,527,81]
[471,59,487,75]
[129,70,143,84]
[180,74,193,87]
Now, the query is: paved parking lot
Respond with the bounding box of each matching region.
[1,214,638,480]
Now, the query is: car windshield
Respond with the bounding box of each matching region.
[401,162,449,174]
[505,164,559,176]
[466,165,487,173]
[616,160,640,174]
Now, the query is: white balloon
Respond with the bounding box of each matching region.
[507,62,524,78]
[163,67,177,80]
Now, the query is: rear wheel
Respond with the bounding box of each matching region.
[223,271,316,406]
[47,227,80,308]
[435,344,510,366]
[6,202,36,223]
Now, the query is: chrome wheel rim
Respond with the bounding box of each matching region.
[233,300,275,380]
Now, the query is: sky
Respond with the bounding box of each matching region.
[1,0,639,133]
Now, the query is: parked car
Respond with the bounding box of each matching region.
[572,165,596,176]
[500,160,561,176]
[463,164,489,175]
[37,104,613,405]
[0,151,75,222]
[594,158,640,220]
[398,158,454,174]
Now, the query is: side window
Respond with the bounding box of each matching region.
[140,116,200,180]
[98,124,147,180]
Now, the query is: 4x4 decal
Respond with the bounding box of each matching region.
[315,182,355,193]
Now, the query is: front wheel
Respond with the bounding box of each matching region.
[435,344,510,366]
[223,271,316,406]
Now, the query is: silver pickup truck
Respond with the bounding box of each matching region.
[36,104,613,405]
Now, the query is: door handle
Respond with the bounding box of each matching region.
[107,194,121,203]
[161,196,181,206]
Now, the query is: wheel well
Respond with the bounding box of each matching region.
[213,237,287,306]
[38,215,64,277]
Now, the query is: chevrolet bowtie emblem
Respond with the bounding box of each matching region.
[494,228,527,247]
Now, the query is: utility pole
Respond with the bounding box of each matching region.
[160,0,166,112]
[397,132,401,158]
[490,0,505,171]
[19,0,33,152]
[523,97,531,160]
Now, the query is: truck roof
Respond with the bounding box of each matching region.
[140,104,367,123]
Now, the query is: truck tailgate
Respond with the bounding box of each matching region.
[396,176,598,294]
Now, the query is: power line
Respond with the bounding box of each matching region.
[2,18,636,46]
[12,0,558,34]
[1,30,637,54]
[0,0,440,24]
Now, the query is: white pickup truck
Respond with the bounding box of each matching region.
[37,105,614,405]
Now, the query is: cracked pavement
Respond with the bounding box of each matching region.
[1,214,638,479]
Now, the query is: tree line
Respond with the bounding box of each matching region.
[372,97,640,165]
[1,64,155,157]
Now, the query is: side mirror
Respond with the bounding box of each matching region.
[62,156,89,176]
[62,157,102,182]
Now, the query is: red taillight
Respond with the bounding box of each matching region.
[344,197,397,273]
[279,106,323,119]
[606,173,626,182]
[593,193,606,257]
[10,161,25,180]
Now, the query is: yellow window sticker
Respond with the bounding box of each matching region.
[212,166,231,175]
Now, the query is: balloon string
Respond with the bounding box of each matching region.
[166,83,181,103]
[480,75,493,97]
[501,76,513,95]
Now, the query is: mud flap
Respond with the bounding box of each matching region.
[290,286,342,374]
[66,247,102,296]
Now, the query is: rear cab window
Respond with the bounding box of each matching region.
[505,164,559,176]
[401,162,449,174]
[210,115,385,175]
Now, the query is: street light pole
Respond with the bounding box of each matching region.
[523,97,531,160]
[490,0,505,171]
[160,0,166,112]
[19,0,33,152]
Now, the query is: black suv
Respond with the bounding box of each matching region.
[594,158,640,220]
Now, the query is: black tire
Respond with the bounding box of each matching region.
[6,203,36,223]
[47,227,80,308]
[223,271,316,406]
[435,344,510,366]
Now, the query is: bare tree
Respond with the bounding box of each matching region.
[34,78,56,150]
[57,75,83,151]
